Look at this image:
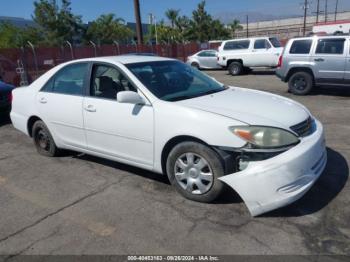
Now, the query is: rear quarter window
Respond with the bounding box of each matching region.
[289,40,313,54]
[224,40,250,50]
[315,38,345,54]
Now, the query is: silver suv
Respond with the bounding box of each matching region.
[276,35,350,95]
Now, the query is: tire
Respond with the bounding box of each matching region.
[166,141,225,203]
[32,120,59,157]
[191,62,200,70]
[228,62,243,76]
[288,71,314,95]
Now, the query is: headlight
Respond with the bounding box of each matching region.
[230,126,299,148]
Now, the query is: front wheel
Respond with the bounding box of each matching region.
[288,71,314,95]
[166,142,225,203]
[32,120,59,157]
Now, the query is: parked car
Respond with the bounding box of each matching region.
[11,56,326,216]
[186,49,221,69]
[0,80,15,115]
[276,35,350,95]
[124,52,158,56]
[217,37,283,75]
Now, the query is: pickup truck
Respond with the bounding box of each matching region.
[217,37,283,75]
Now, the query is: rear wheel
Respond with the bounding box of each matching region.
[288,71,314,95]
[166,141,225,203]
[32,120,59,157]
[228,62,243,76]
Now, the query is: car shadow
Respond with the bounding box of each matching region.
[0,115,11,127]
[225,70,276,76]
[70,153,171,185]
[262,147,349,217]
[309,85,350,97]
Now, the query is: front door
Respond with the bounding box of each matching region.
[83,63,154,167]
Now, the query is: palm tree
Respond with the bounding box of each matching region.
[228,19,243,38]
[165,9,180,28]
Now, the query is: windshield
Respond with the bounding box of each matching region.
[269,37,282,48]
[126,60,226,101]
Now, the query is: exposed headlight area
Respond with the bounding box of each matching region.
[221,126,301,172]
[230,126,300,149]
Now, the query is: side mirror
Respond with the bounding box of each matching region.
[117,91,145,105]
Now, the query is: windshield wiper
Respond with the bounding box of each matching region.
[167,95,194,102]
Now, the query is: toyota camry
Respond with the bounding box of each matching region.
[10,56,327,216]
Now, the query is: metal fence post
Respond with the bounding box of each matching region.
[89,41,97,57]
[27,41,39,78]
[113,41,120,55]
[65,41,74,60]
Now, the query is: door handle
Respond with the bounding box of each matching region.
[314,58,325,62]
[39,97,47,104]
[84,105,96,112]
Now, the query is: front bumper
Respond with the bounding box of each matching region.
[219,119,327,216]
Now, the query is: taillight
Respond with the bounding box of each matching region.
[277,55,283,68]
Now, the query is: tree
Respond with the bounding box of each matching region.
[86,14,133,45]
[165,9,180,28]
[228,19,243,38]
[0,22,42,48]
[187,1,228,42]
[32,0,84,46]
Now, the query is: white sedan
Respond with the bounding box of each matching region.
[10,56,327,216]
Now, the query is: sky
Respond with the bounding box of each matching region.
[2,0,350,23]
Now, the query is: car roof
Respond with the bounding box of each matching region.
[290,35,350,41]
[64,55,175,65]
[222,37,271,43]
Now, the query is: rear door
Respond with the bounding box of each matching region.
[37,62,88,149]
[311,37,346,83]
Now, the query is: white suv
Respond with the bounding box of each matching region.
[217,37,283,75]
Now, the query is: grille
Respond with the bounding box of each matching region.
[290,117,313,137]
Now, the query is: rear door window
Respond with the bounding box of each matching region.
[224,40,250,50]
[254,39,271,49]
[315,38,345,55]
[289,40,313,54]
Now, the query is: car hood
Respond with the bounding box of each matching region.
[176,87,310,129]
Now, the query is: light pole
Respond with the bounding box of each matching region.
[302,0,309,36]
[335,0,339,21]
[316,0,320,23]
[149,13,158,45]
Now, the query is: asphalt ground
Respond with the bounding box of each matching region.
[0,69,349,256]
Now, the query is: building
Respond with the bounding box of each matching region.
[235,11,350,39]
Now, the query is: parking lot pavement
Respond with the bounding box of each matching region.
[0,70,349,256]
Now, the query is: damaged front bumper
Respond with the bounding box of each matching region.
[219,119,327,216]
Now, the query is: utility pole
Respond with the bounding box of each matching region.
[325,0,328,22]
[148,13,158,45]
[335,0,339,21]
[302,0,309,36]
[246,15,249,38]
[133,0,143,44]
[316,0,320,23]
